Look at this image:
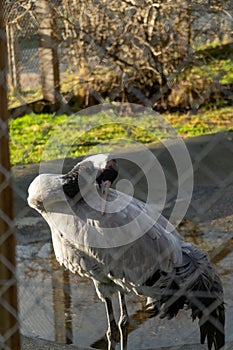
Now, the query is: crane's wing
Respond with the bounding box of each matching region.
[28,170,186,285]
[41,184,184,278]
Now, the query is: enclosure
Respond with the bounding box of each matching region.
[0,1,233,349]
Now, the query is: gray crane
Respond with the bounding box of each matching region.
[28,154,225,350]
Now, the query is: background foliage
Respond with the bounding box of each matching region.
[6,0,233,111]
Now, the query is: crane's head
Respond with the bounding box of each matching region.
[62,156,118,214]
[95,159,118,215]
[62,156,118,192]
[28,155,118,216]
[96,159,118,188]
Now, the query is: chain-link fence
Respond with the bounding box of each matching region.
[1,0,233,349]
[0,1,20,349]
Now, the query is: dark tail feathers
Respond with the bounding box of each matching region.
[183,245,225,350]
[199,302,225,350]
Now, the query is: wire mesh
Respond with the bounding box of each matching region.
[0,1,20,349]
[1,0,233,349]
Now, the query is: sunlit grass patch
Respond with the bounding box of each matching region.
[9,112,161,165]
[166,107,233,136]
[9,107,232,165]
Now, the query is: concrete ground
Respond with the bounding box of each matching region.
[21,335,233,350]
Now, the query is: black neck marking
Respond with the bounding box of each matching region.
[62,168,80,198]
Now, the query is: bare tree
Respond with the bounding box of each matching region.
[56,0,232,108]
[4,0,232,108]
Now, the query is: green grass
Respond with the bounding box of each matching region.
[166,107,233,136]
[189,58,233,85]
[9,107,233,166]
[10,111,172,165]
[8,88,43,109]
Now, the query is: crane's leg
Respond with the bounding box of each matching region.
[118,292,129,350]
[104,297,119,350]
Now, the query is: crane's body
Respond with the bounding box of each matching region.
[28,156,225,350]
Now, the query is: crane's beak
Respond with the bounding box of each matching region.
[101,180,111,215]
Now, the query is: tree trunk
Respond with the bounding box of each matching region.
[36,0,60,107]
[6,24,21,91]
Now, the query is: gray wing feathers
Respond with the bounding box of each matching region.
[45,212,183,289]
[30,175,183,286]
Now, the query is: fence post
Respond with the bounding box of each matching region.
[0,1,21,348]
[36,0,60,108]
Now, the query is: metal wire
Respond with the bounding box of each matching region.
[1,0,233,349]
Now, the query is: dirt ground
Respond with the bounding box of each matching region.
[13,131,233,349]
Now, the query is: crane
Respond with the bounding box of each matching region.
[28,154,225,350]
